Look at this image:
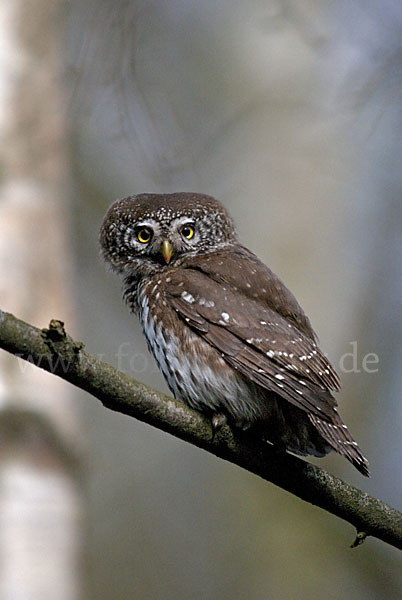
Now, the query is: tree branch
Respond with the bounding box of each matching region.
[0,308,401,550]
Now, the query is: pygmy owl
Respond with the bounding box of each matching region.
[100,193,369,476]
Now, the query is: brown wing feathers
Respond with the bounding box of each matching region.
[166,267,369,476]
[166,268,340,414]
[170,296,338,420]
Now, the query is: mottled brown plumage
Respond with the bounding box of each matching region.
[100,192,369,476]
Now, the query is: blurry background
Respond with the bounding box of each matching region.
[1,0,401,598]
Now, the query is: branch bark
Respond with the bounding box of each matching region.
[0,308,401,551]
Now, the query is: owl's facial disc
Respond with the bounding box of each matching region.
[100,193,237,275]
[118,216,199,267]
[157,218,197,264]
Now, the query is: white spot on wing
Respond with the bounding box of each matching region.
[181,291,195,303]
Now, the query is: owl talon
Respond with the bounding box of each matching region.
[211,413,227,439]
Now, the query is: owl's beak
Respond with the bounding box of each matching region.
[160,239,174,264]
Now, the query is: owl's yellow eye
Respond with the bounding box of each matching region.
[137,227,153,244]
[180,224,194,240]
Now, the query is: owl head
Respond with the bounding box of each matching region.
[100,192,236,276]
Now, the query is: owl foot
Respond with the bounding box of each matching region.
[211,412,228,440]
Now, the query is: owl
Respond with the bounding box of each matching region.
[100,193,369,476]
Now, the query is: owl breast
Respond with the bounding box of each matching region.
[137,282,266,426]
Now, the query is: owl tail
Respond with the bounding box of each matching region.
[309,413,370,477]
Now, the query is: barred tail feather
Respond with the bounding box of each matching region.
[309,413,370,477]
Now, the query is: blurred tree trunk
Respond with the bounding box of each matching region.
[0,1,83,598]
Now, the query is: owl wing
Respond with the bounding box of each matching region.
[164,268,340,422]
[188,246,319,341]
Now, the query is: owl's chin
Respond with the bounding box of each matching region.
[123,250,195,279]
